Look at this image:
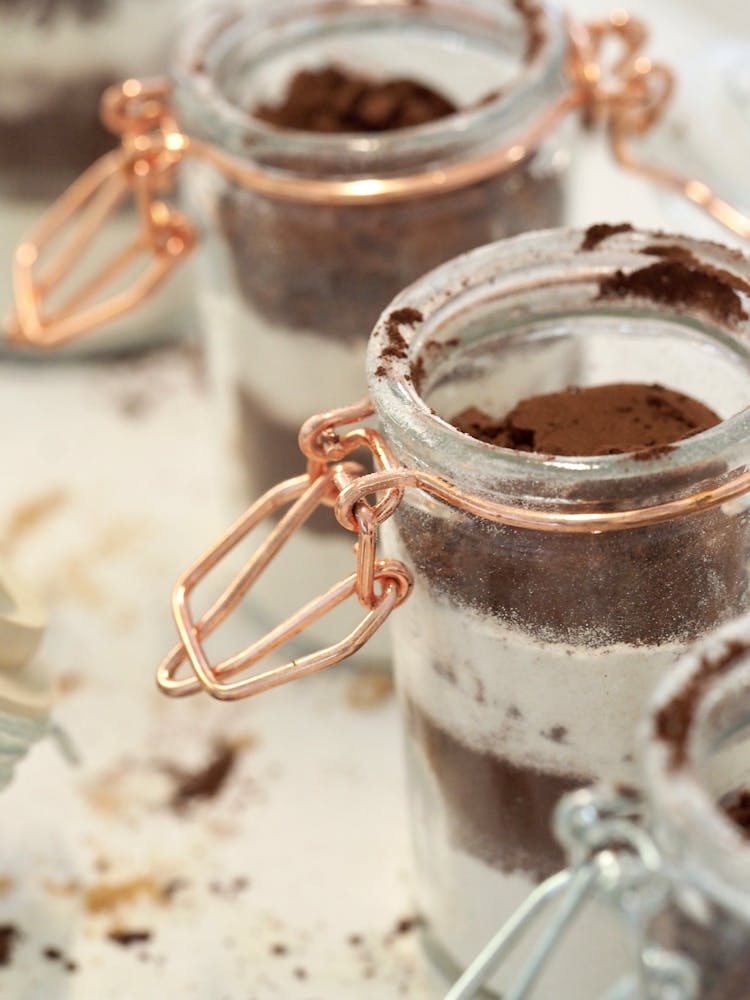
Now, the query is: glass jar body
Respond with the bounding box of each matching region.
[368,229,750,993]
[0,1,187,355]
[174,0,571,655]
[644,620,750,1000]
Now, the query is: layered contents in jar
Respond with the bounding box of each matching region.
[204,47,565,643]
[389,379,747,991]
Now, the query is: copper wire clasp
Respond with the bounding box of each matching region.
[157,400,412,701]
[7,78,195,349]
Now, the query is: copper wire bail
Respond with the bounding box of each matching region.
[6,10,750,349]
[156,400,412,701]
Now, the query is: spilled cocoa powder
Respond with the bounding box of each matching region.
[107,929,153,948]
[255,66,457,133]
[451,383,721,457]
[166,740,238,812]
[598,261,749,326]
[580,222,634,251]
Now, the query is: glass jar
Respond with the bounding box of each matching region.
[171,0,572,655]
[643,615,750,1000]
[0,0,187,355]
[361,227,750,994]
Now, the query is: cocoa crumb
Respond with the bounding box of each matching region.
[381,307,423,364]
[0,925,20,967]
[580,222,633,251]
[165,740,238,812]
[270,942,288,956]
[392,915,423,937]
[541,725,568,744]
[106,930,152,948]
[294,966,308,979]
[42,946,77,972]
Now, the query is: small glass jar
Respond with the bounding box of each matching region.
[363,227,750,994]
[643,616,750,1000]
[171,0,571,653]
[0,0,187,355]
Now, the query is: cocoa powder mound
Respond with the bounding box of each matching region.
[452,383,721,457]
[255,66,456,133]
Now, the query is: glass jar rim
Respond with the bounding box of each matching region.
[641,616,750,920]
[170,0,570,170]
[367,226,750,513]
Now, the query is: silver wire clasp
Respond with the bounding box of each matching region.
[445,786,698,1000]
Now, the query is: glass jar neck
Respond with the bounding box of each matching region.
[170,0,570,177]
[367,227,750,514]
[642,617,750,922]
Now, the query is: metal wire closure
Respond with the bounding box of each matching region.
[8,10,750,349]
[158,394,750,700]
[8,79,196,348]
[445,787,699,1000]
[156,399,412,700]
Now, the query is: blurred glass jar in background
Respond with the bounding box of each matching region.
[172,0,572,656]
[0,0,189,354]
[644,617,750,1000]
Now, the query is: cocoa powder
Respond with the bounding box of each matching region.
[451,383,721,457]
[255,66,457,133]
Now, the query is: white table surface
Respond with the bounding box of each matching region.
[0,3,747,998]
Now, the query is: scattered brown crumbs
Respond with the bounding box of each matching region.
[42,946,77,972]
[0,925,20,967]
[107,930,153,948]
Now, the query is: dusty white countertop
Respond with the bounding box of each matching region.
[0,3,747,997]
[0,349,442,999]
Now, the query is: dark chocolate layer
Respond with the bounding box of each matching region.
[219,159,564,345]
[407,699,588,881]
[0,74,116,198]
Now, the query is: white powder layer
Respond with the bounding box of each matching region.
[392,575,684,781]
[203,289,368,429]
[0,1,179,117]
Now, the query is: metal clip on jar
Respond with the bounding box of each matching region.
[156,226,750,994]
[448,613,750,1000]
